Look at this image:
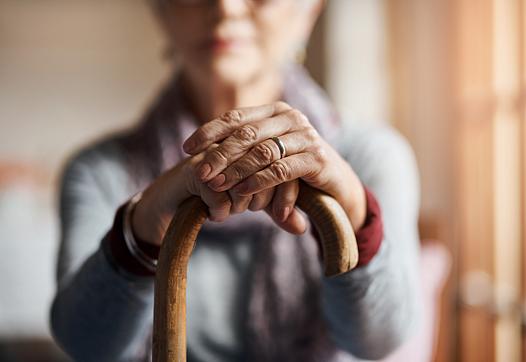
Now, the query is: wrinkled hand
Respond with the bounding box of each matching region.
[183,145,307,235]
[183,101,367,232]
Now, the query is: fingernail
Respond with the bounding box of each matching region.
[280,207,290,222]
[197,163,212,180]
[208,174,226,190]
[183,139,196,153]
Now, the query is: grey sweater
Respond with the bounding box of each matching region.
[50,123,421,362]
[50,67,421,362]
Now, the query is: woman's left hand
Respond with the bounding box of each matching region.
[182,101,367,231]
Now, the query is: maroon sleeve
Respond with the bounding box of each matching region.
[310,187,384,268]
[103,203,160,277]
[354,187,384,267]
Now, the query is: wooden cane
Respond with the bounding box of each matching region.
[152,181,359,362]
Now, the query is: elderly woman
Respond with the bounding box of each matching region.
[50,0,421,361]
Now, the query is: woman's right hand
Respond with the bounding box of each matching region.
[131,145,306,247]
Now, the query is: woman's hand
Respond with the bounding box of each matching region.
[185,146,307,235]
[182,101,367,232]
[130,144,305,247]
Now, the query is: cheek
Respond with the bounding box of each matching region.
[256,7,302,65]
[162,11,208,57]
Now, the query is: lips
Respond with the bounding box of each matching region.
[208,36,247,52]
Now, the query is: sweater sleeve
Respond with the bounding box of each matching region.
[50,150,154,362]
[320,126,422,360]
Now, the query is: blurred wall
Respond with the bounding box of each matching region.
[0,0,168,340]
[0,0,168,176]
[324,0,391,126]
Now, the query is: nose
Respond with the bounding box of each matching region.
[215,0,250,18]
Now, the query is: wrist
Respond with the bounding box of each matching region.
[103,202,157,277]
[131,192,163,246]
[315,142,366,229]
[328,155,367,230]
[339,180,367,231]
[132,162,191,246]
[124,193,158,273]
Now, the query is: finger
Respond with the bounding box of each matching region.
[199,185,232,222]
[207,129,316,192]
[234,153,321,196]
[228,191,253,214]
[183,101,292,155]
[195,109,311,182]
[186,142,220,172]
[184,143,221,196]
[265,205,307,235]
[284,208,307,234]
[271,181,299,222]
[248,187,275,211]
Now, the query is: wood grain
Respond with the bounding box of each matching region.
[153,181,358,361]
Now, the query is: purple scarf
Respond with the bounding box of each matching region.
[121,63,344,361]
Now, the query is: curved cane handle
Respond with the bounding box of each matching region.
[152,181,359,362]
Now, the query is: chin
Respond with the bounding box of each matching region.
[208,55,263,86]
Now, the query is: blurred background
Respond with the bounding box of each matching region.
[0,0,524,361]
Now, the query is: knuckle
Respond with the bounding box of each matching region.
[279,193,297,206]
[207,143,220,150]
[219,198,232,211]
[193,128,209,143]
[209,204,230,221]
[210,148,229,164]
[274,101,291,112]
[220,110,242,125]
[272,202,285,216]
[254,142,275,164]
[312,144,328,163]
[278,185,298,205]
[230,198,244,214]
[229,165,245,182]
[305,127,319,142]
[288,109,309,127]
[248,194,265,211]
[272,202,285,217]
[234,124,258,144]
[211,194,231,207]
[270,161,291,182]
